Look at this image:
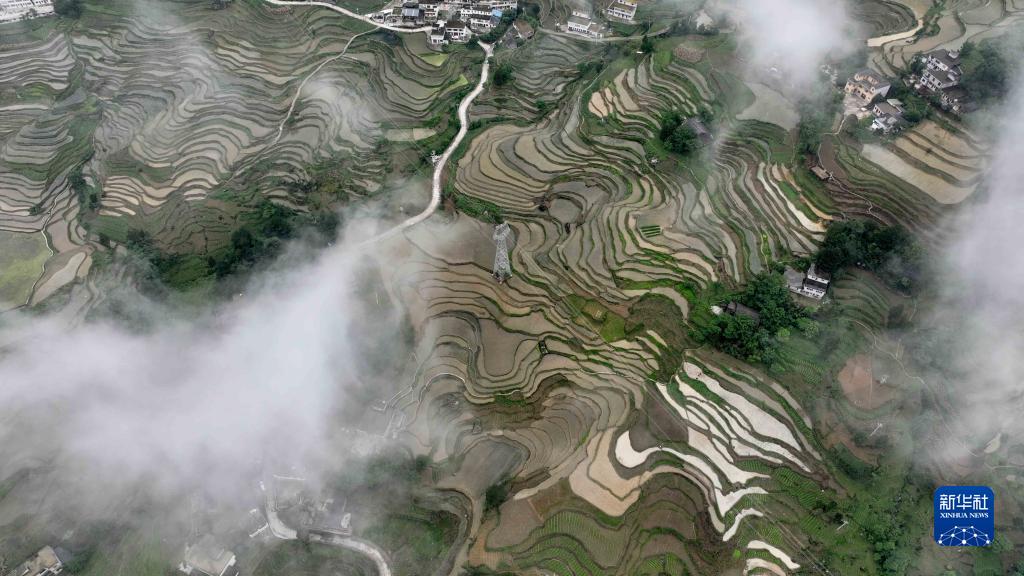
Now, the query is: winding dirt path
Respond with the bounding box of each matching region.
[362,41,494,245]
[264,0,431,32]
[271,29,376,147]
[256,4,494,574]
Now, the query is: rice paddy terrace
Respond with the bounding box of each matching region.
[369,29,962,576]
[0,0,480,307]
[1,1,1019,575]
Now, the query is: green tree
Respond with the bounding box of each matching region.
[640,34,655,54]
[960,41,1010,104]
[659,110,699,155]
[53,0,83,18]
[815,219,922,292]
[493,62,513,86]
[484,477,511,512]
[667,124,698,155]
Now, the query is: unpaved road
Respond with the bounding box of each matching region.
[363,41,494,245]
[257,4,494,575]
[264,0,431,32]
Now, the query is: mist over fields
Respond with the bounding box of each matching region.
[932,75,1024,455]
[0,221,407,507]
[728,0,857,87]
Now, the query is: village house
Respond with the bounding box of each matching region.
[429,22,448,44]
[419,0,440,22]
[724,301,760,324]
[178,537,238,576]
[566,11,604,38]
[785,264,831,300]
[810,166,832,181]
[0,0,53,22]
[939,86,970,114]
[871,98,904,133]
[604,0,637,22]
[464,4,503,30]
[445,19,471,42]
[400,1,422,24]
[919,48,962,91]
[3,546,68,576]
[844,69,891,105]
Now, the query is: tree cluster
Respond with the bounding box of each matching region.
[697,273,806,366]
[484,477,512,512]
[959,40,1012,105]
[658,110,699,155]
[887,81,931,124]
[815,219,922,293]
[640,34,655,54]
[209,202,296,278]
[69,165,99,212]
[493,61,513,86]
[54,0,83,18]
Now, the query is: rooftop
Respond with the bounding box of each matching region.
[924,66,959,85]
[806,263,831,283]
[513,19,534,37]
[4,546,65,576]
[849,69,890,89]
[873,102,902,117]
[926,48,960,68]
[725,301,760,322]
[181,536,236,576]
[608,0,637,13]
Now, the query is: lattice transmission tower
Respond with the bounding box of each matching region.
[493,222,511,282]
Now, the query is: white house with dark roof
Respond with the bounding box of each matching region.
[446,19,471,42]
[0,0,53,22]
[871,99,904,133]
[429,22,447,44]
[920,48,962,91]
[605,0,637,21]
[566,12,604,38]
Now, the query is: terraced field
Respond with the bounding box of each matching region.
[870,0,1024,75]
[0,0,478,304]
[362,32,892,574]
[1,2,1008,575]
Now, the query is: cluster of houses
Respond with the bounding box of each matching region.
[562,0,637,39]
[844,70,910,134]
[0,0,53,22]
[372,0,516,44]
[842,47,973,135]
[843,69,906,134]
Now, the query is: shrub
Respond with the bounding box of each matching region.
[658,110,698,155]
[54,0,83,18]
[493,62,513,86]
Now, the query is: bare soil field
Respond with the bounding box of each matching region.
[837,354,895,410]
[673,44,705,63]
